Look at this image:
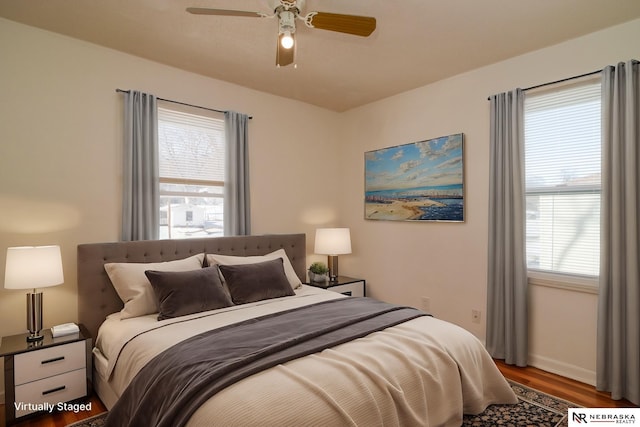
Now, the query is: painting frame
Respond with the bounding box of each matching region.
[364,133,464,222]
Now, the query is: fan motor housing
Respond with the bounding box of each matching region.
[279,10,296,34]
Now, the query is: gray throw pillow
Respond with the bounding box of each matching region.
[145,266,233,321]
[218,258,295,305]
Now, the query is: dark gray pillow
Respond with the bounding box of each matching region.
[218,258,295,305]
[145,266,233,321]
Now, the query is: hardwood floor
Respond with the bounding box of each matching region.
[0,362,636,426]
[496,359,637,408]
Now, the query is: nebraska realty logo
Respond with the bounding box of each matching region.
[569,408,639,425]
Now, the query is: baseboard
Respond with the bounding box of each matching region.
[528,353,596,386]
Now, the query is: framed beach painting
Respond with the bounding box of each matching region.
[365,133,464,222]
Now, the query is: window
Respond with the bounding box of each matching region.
[524,79,601,279]
[157,104,225,239]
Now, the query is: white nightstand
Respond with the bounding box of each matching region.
[307,276,366,297]
[0,324,92,425]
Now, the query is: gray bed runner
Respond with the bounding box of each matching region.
[105,297,427,427]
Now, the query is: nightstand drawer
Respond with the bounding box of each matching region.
[14,368,87,417]
[14,341,86,385]
[327,282,365,297]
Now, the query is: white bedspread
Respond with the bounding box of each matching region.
[95,286,517,426]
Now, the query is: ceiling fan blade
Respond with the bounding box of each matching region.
[306,12,376,37]
[186,7,265,18]
[276,34,295,67]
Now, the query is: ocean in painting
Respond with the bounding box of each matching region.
[365,184,464,221]
[416,198,463,221]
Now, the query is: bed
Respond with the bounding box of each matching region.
[77,233,517,427]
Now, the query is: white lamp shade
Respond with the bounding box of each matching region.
[314,228,352,255]
[4,245,64,290]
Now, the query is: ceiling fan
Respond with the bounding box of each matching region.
[186,0,376,67]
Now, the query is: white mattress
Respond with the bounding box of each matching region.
[95,285,517,426]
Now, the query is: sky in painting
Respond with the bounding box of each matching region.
[365,134,463,192]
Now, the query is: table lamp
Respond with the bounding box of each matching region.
[314,228,351,282]
[4,245,64,342]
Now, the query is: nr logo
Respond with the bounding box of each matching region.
[573,412,588,423]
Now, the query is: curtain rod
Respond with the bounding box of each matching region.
[115,89,252,119]
[486,68,603,101]
[523,68,603,92]
[487,59,639,100]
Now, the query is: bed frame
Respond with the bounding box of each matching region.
[77,233,306,340]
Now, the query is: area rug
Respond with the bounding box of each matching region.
[66,412,107,427]
[67,381,577,427]
[463,380,577,427]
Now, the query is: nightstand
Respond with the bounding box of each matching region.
[307,276,366,297]
[0,324,92,425]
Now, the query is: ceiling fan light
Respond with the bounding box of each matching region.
[281,31,294,49]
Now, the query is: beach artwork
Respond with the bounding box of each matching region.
[365,133,464,222]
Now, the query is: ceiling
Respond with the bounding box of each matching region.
[2,1,640,112]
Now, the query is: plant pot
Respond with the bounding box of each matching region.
[308,271,328,283]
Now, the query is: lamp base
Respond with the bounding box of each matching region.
[26,291,44,343]
[327,255,339,282]
[26,332,44,342]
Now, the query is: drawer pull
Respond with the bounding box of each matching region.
[42,385,66,395]
[41,356,65,364]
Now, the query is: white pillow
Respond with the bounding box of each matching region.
[206,249,302,290]
[104,253,205,319]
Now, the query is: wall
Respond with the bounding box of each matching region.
[0,17,342,401]
[337,18,640,386]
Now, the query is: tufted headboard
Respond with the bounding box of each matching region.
[77,234,306,339]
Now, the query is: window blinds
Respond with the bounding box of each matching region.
[158,107,225,182]
[524,79,601,277]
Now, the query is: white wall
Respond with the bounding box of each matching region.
[337,18,640,386]
[0,17,342,401]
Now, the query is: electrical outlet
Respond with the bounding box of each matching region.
[471,309,481,324]
[421,297,431,312]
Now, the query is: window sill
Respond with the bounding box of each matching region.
[527,271,598,295]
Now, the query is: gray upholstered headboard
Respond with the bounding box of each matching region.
[77,234,306,339]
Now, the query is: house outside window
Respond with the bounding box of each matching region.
[157,103,225,239]
[524,78,601,285]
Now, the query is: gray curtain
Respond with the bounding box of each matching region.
[597,60,640,405]
[487,89,528,367]
[122,90,159,241]
[224,111,251,236]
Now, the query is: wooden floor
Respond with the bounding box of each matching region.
[495,360,637,408]
[0,361,636,426]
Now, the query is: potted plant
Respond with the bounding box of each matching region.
[308,261,329,282]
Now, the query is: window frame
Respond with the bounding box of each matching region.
[157,102,226,239]
[523,77,602,292]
